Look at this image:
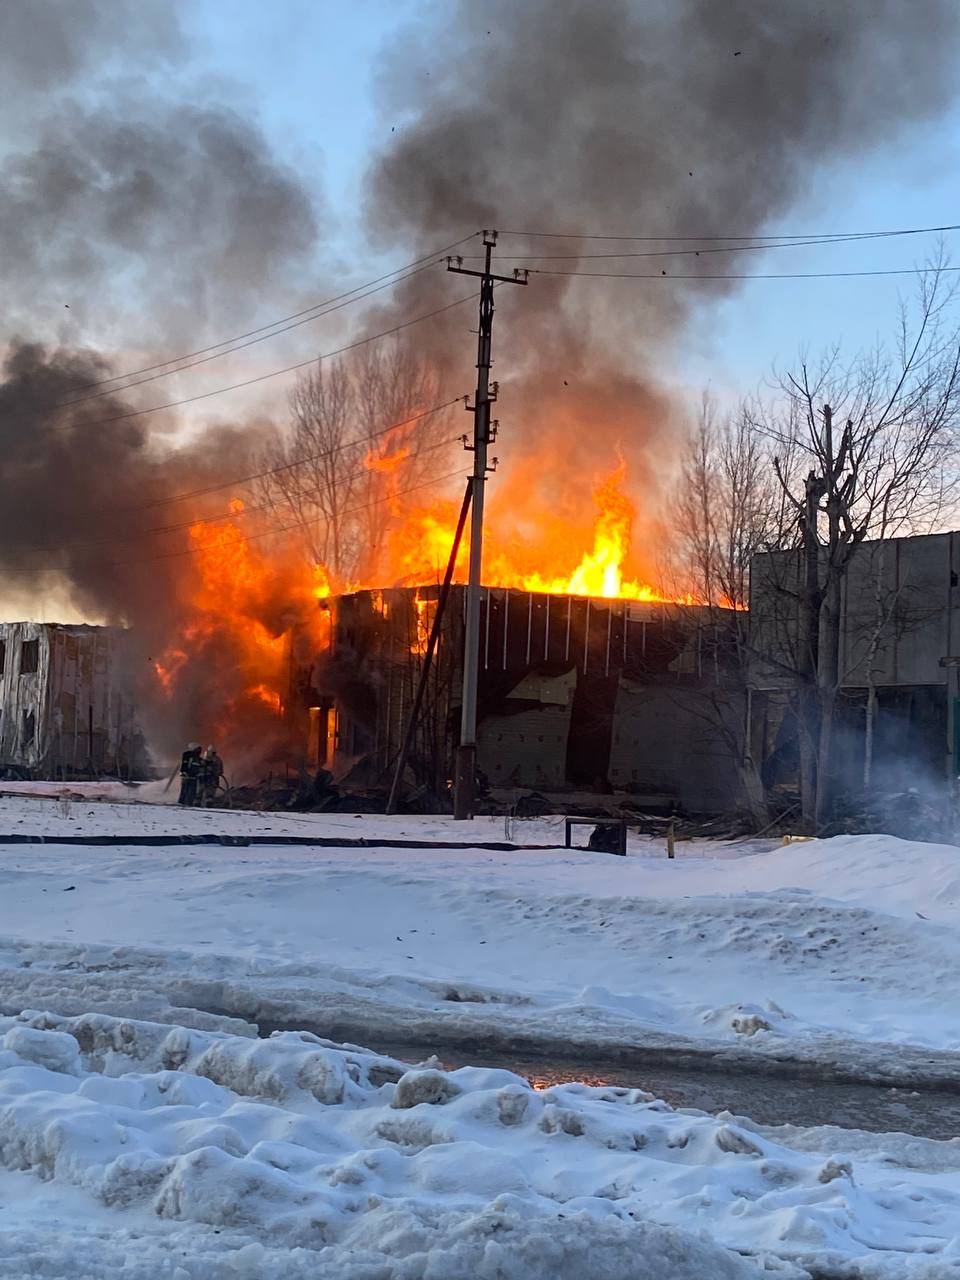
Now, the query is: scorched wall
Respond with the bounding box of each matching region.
[302,587,744,814]
[0,622,143,778]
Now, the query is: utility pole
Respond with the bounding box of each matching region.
[447,230,527,819]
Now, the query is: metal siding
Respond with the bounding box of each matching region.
[478,706,570,788]
[0,623,139,775]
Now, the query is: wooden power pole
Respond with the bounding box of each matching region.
[447,231,527,819]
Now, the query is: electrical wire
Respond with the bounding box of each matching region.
[54,292,479,431]
[24,465,473,575]
[21,429,466,553]
[525,264,960,281]
[55,261,436,408]
[60,232,481,400]
[135,396,465,512]
[463,229,960,263]
[499,221,960,243]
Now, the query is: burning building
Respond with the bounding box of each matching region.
[0,622,145,779]
[297,586,743,813]
[1,1,956,798]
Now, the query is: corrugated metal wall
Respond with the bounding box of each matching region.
[0,622,140,777]
[317,587,744,810]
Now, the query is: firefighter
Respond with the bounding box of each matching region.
[178,743,202,806]
[200,745,224,806]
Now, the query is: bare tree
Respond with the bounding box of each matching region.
[672,396,783,826]
[255,337,455,587]
[749,259,960,828]
[676,395,785,610]
[254,358,358,578]
[353,337,452,580]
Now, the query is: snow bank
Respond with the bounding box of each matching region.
[0,1011,959,1276]
[3,824,960,1075]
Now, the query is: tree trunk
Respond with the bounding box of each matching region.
[797,474,825,831]
[814,573,842,830]
[797,686,819,830]
[863,683,877,790]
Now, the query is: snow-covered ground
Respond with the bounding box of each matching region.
[3,1009,960,1278]
[0,790,957,1073]
[1,788,960,1276]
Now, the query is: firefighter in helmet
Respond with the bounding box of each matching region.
[200,744,224,806]
[178,743,202,806]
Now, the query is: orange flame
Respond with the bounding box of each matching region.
[152,452,707,754]
[499,463,644,599]
[411,590,433,654]
[364,444,411,474]
[376,461,687,603]
[363,414,422,478]
[153,498,331,726]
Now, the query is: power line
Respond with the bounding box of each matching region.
[56,292,479,431]
[499,220,960,243]
[25,428,465,553]
[61,232,481,401]
[56,261,435,408]
[24,465,472,575]
[135,397,464,511]
[526,264,960,281]
[467,228,960,263]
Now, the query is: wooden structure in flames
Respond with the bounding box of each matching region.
[296,587,744,813]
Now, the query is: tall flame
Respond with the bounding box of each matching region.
[497,463,643,599]
[151,457,697,754]
[376,460,682,603]
[153,498,331,734]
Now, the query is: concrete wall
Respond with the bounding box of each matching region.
[750,532,960,788]
[751,533,959,691]
[608,682,743,812]
[477,669,576,790]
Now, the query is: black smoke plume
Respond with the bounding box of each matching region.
[363,0,960,567]
[0,3,323,770]
[0,341,316,766]
[0,0,958,772]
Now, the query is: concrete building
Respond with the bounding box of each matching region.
[749,532,960,796]
[297,586,745,813]
[0,622,144,779]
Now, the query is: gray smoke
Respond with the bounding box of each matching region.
[1,101,318,343]
[0,341,286,756]
[370,0,958,279]
[363,0,960,545]
[0,3,323,768]
[0,0,181,97]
